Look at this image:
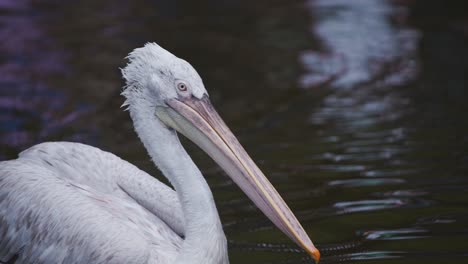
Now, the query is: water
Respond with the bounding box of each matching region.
[1,0,468,263]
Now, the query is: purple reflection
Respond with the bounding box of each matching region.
[0,0,91,159]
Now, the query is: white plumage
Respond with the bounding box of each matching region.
[1,142,185,263]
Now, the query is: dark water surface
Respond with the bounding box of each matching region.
[1,0,468,263]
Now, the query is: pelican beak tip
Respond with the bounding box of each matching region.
[308,247,321,263]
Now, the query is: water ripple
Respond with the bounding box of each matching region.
[327,251,404,262]
[334,199,407,213]
[359,228,429,240]
[318,164,366,173]
[362,169,420,177]
[328,178,405,188]
[375,189,428,197]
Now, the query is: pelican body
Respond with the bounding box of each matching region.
[0,43,320,264]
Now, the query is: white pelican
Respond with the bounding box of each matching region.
[0,43,320,264]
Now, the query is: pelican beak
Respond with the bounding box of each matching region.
[156,94,320,263]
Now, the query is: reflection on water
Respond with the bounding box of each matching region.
[301,0,419,88]
[328,178,405,188]
[1,0,468,263]
[360,228,429,240]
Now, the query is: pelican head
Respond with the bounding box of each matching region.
[122,43,320,262]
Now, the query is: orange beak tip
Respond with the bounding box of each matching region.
[310,248,321,263]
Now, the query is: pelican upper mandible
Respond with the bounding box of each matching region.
[0,43,320,264]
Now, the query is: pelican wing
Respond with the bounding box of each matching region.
[0,142,184,264]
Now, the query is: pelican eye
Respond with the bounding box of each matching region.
[177,82,188,92]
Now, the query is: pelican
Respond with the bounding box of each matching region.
[0,43,320,264]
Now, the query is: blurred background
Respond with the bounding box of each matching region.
[1,0,468,263]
